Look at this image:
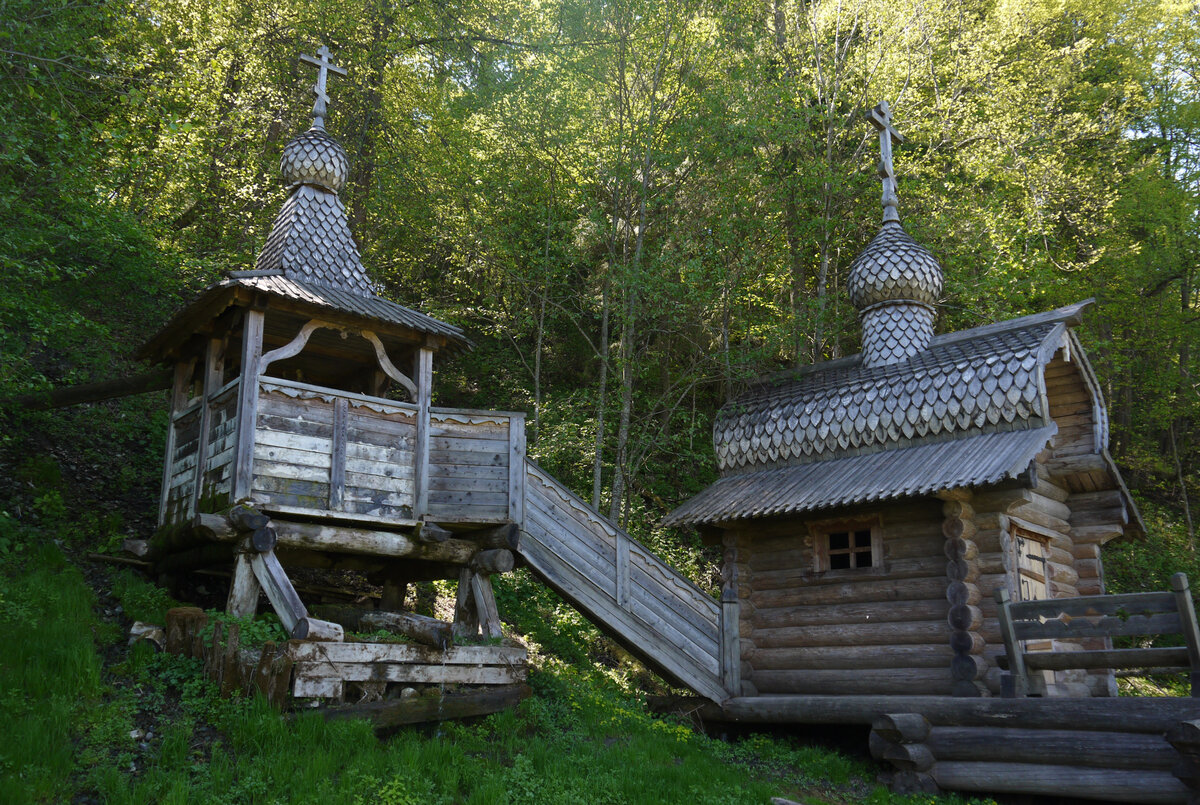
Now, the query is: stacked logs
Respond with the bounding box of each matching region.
[871,707,1191,803]
[943,495,986,696]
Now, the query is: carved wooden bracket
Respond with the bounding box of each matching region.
[257,318,418,398]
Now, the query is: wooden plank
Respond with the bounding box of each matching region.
[251,459,330,483]
[471,573,504,639]
[508,417,525,525]
[226,551,260,618]
[721,597,740,694]
[254,429,334,456]
[430,419,510,440]
[346,418,415,447]
[413,347,432,519]
[233,311,263,501]
[630,563,718,642]
[345,451,415,475]
[523,508,615,589]
[252,475,331,501]
[320,685,530,729]
[427,475,507,494]
[1011,612,1181,640]
[343,472,413,495]
[250,550,307,636]
[429,449,507,467]
[1010,591,1176,620]
[615,531,630,610]
[289,641,526,664]
[1024,647,1188,671]
[292,676,344,699]
[428,490,508,508]
[429,435,509,453]
[294,663,524,687]
[329,398,347,511]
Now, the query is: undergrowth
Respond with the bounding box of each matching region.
[2,542,991,804]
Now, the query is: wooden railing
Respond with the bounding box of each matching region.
[250,378,525,526]
[518,460,727,702]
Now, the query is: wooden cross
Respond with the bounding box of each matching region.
[869,101,905,223]
[299,45,347,130]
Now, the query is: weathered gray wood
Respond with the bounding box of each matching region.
[453,568,480,640]
[926,726,1178,770]
[417,521,452,544]
[1174,573,1200,676]
[226,552,260,618]
[189,337,223,514]
[233,310,264,500]
[413,347,433,519]
[615,531,630,609]
[294,662,521,685]
[470,549,514,575]
[263,519,475,563]
[720,595,740,695]
[753,668,953,696]
[717,695,1200,732]
[993,587,1031,697]
[310,605,453,649]
[158,361,194,525]
[1022,646,1188,671]
[248,549,308,637]
[472,522,520,550]
[320,684,530,729]
[329,397,347,511]
[748,644,956,671]
[471,573,504,639]
[291,616,345,642]
[872,713,931,743]
[930,762,1189,803]
[288,641,525,665]
[507,413,525,524]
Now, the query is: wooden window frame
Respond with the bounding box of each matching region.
[809,516,882,574]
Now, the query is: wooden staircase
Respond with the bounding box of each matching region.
[517,460,728,702]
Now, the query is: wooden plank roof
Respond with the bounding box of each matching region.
[713,301,1093,473]
[663,425,1057,526]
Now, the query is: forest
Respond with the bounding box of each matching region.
[0,0,1198,801]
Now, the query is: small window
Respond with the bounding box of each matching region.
[811,519,880,573]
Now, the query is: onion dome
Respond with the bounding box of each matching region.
[848,102,943,368]
[847,222,943,309]
[280,128,349,192]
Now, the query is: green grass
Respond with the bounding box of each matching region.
[0,544,990,804]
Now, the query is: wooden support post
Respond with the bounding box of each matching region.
[413,346,433,520]
[508,413,526,525]
[470,549,514,575]
[995,587,1035,697]
[233,309,264,500]
[720,544,740,695]
[158,360,193,526]
[453,568,480,640]
[190,337,223,515]
[227,550,261,618]
[1172,573,1200,697]
[329,397,347,511]
[471,573,503,640]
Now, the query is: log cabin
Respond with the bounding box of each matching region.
[664,102,1144,699]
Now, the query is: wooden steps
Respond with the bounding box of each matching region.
[517,460,727,702]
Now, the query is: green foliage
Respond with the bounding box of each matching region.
[110,569,182,624]
[199,610,289,647]
[1105,496,1200,596]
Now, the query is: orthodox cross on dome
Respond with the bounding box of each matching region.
[869,100,905,224]
[300,45,347,130]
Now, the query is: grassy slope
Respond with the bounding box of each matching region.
[0,537,987,805]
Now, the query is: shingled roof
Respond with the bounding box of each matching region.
[139,123,471,360]
[664,301,1097,527]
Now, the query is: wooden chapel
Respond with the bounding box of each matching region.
[136,50,531,696]
[665,102,1144,699]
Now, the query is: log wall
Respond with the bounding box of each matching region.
[733,499,955,696]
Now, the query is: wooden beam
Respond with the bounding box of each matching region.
[508,415,526,525]
[226,552,260,618]
[4,368,174,411]
[412,348,433,520]
[233,310,264,500]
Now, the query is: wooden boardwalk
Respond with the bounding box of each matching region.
[518,461,727,702]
